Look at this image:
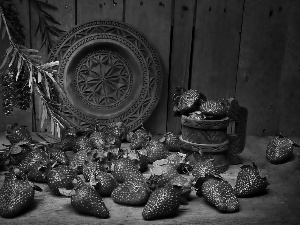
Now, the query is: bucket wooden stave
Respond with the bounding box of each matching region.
[180,116,230,173]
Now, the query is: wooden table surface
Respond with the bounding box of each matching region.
[0,133,300,225]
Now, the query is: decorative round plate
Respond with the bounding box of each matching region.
[49,21,162,131]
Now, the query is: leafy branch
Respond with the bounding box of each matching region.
[31,0,65,53]
[0,4,67,136]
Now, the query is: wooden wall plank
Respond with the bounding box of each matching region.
[125,0,172,135]
[0,0,32,132]
[77,0,124,24]
[191,0,244,100]
[278,1,300,136]
[30,0,76,132]
[236,0,289,135]
[167,0,195,134]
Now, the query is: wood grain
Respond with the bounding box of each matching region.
[166,0,196,134]
[77,0,124,24]
[278,1,300,136]
[0,0,32,132]
[125,0,172,135]
[30,0,76,132]
[235,0,289,135]
[191,0,244,100]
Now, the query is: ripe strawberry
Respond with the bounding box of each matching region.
[9,143,33,166]
[122,149,149,172]
[93,171,117,197]
[201,175,239,213]
[26,161,48,183]
[142,185,181,220]
[266,135,300,164]
[5,123,32,144]
[130,128,151,150]
[234,162,269,197]
[83,161,103,182]
[72,136,93,153]
[112,180,150,206]
[173,89,207,116]
[111,158,141,183]
[18,146,49,173]
[160,132,181,152]
[199,99,228,119]
[0,168,42,218]
[192,158,220,182]
[70,149,93,174]
[48,146,69,165]
[167,175,193,205]
[156,164,179,187]
[89,131,105,149]
[103,121,128,141]
[71,177,109,218]
[47,165,77,195]
[145,140,170,163]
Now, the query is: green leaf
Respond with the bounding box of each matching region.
[0,46,13,70]
[40,103,46,130]
[20,48,39,53]
[37,71,42,83]
[44,76,50,97]
[16,57,23,81]
[1,26,6,39]
[8,49,17,68]
[0,14,2,30]
[28,63,33,87]
[40,61,59,69]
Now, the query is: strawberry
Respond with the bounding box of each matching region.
[167,175,193,205]
[145,140,170,163]
[234,162,269,197]
[48,146,69,165]
[111,158,141,183]
[89,131,105,149]
[104,134,122,149]
[173,89,207,116]
[70,149,95,174]
[18,146,49,173]
[82,161,103,182]
[93,171,117,197]
[201,175,239,213]
[5,123,32,145]
[160,132,181,152]
[71,177,109,218]
[26,161,48,183]
[47,165,77,195]
[147,159,180,189]
[130,127,151,150]
[0,168,42,218]
[156,164,179,187]
[192,158,220,182]
[199,99,228,119]
[72,136,93,153]
[111,180,150,206]
[142,185,181,220]
[8,143,33,166]
[103,121,128,141]
[122,149,149,172]
[266,135,300,164]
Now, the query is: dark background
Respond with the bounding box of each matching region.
[1,0,300,137]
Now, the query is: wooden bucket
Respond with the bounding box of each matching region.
[180,116,230,173]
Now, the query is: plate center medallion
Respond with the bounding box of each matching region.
[75,50,132,109]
